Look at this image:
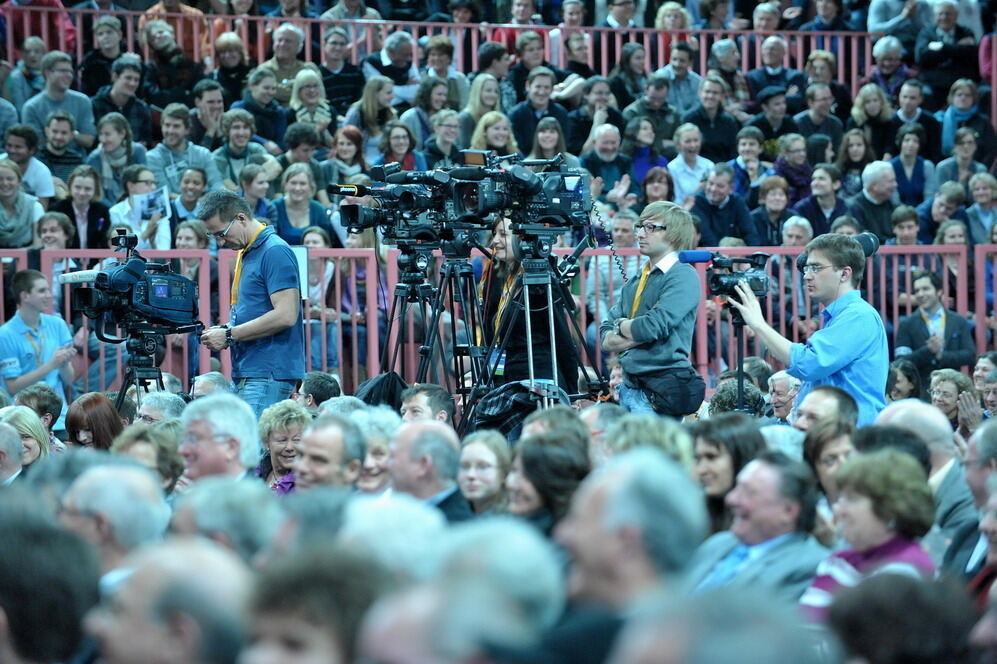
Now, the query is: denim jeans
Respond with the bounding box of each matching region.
[618,383,656,414]
[307,320,340,371]
[237,377,297,420]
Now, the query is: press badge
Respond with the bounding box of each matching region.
[487,349,506,376]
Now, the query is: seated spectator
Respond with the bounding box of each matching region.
[458,430,511,515]
[697,0,730,29]
[751,175,793,246]
[209,31,254,109]
[470,111,521,161]
[848,160,898,242]
[173,167,207,221]
[581,125,636,203]
[423,110,462,169]
[147,103,223,195]
[23,51,95,152]
[861,36,918,105]
[343,75,397,166]
[748,86,801,162]
[273,162,336,246]
[0,0,76,62]
[3,37,45,111]
[592,0,651,77]
[849,84,899,160]
[772,133,813,207]
[806,134,836,173]
[491,0,547,54]
[361,30,420,109]
[262,23,320,108]
[608,43,649,112]
[373,121,428,172]
[526,116,579,169]
[319,26,366,121]
[867,0,932,59]
[0,159,42,248]
[640,166,675,208]
[422,35,469,112]
[399,77,448,150]
[276,122,331,206]
[936,126,988,198]
[795,50,852,124]
[669,123,714,207]
[265,0,322,62]
[887,357,922,401]
[967,173,997,245]
[138,0,209,61]
[232,67,291,156]
[792,163,849,237]
[745,36,808,105]
[728,126,770,208]
[79,15,124,98]
[878,205,930,313]
[288,71,334,154]
[562,31,597,79]
[705,39,748,123]
[470,41,516,116]
[38,111,86,186]
[693,163,760,247]
[239,163,277,223]
[327,125,368,180]
[172,219,218,319]
[51,164,110,249]
[801,0,854,31]
[567,76,627,157]
[654,2,697,61]
[915,0,979,110]
[509,67,571,156]
[620,116,668,185]
[109,164,172,249]
[214,109,270,193]
[86,112,148,208]
[66,392,123,449]
[683,76,741,163]
[933,219,974,308]
[459,73,500,149]
[835,128,876,198]
[892,122,937,207]
[256,399,311,493]
[110,423,185,494]
[929,367,976,430]
[937,78,997,169]
[794,83,845,150]
[892,79,943,163]
[90,54,151,147]
[189,79,225,152]
[1,125,54,208]
[140,20,206,108]
[506,431,590,537]
[622,74,680,158]
[210,0,264,64]
[918,180,970,243]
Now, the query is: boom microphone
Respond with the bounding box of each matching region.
[448,167,489,181]
[57,270,100,284]
[678,250,715,264]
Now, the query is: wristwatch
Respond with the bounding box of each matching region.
[223,324,235,348]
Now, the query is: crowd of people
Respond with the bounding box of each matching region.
[5,1,997,661]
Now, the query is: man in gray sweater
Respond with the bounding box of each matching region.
[147,103,223,195]
[599,201,705,417]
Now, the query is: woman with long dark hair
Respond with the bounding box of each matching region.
[505,431,589,536]
[607,43,648,110]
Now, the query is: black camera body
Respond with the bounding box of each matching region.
[71,231,202,343]
[707,252,771,298]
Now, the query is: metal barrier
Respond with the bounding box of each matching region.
[3,243,990,394]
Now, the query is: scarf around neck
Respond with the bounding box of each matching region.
[942,104,978,154]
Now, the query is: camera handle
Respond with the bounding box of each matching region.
[728,306,751,414]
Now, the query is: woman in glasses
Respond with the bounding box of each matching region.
[108,164,172,250]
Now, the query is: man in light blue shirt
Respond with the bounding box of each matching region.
[730,233,889,425]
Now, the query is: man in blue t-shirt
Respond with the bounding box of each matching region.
[0,269,75,428]
[198,190,304,419]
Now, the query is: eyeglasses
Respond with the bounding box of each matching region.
[327,40,348,47]
[636,223,667,233]
[801,263,835,274]
[438,123,460,130]
[136,178,156,185]
[209,216,239,239]
[930,389,957,399]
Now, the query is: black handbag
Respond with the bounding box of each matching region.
[634,366,705,417]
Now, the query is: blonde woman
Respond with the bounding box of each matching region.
[0,405,55,468]
[343,75,397,165]
[655,1,698,52]
[289,68,334,150]
[458,73,500,149]
[470,111,521,161]
[847,83,896,160]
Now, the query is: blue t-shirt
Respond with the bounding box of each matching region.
[0,311,73,428]
[230,226,305,380]
[788,290,889,426]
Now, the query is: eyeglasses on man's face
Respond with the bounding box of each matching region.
[210,215,239,239]
[636,223,667,234]
[801,263,835,275]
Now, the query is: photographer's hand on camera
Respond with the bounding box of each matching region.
[201,325,232,351]
[728,282,792,364]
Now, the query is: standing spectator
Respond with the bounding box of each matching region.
[891,122,937,207]
[567,76,626,157]
[86,112,148,208]
[51,164,110,249]
[890,79,943,163]
[78,15,124,98]
[847,84,897,160]
[915,0,978,110]
[692,163,761,247]
[138,0,210,61]
[141,20,206,108]
[422,35,470,112]
[458,73,500,150]
[38,111,86,185]
[0,0,77,59]
[261,23,320,108]
[199,190,306,418]
[209,31,254,109]
[848,161,899,242]
[343,75,397,166]
[509,67,571,156]
[147,103,223,195]
[400,77,449,150]
[607,43,648,111]
[669,123,714,208]
[233,68,291,156]
[621,74,680,158]
[682,76,741,163]
[189,79,225,152]
[0,160,43,248]
[1,125,55,207]
[361,31,420,109]
[90,54,152,146]
[22,52,95,151]
[319,26,366,121]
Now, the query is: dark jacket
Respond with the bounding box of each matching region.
[509,100,571,156]
[91,85,153,145]
[791,194,849,237]
[895,307,976,387]
[681,105,741,163]
[50,199,111,251]
[692,191,761,247]
[232,93,290,148]
[915,25,979,104]
[320,61,366,118]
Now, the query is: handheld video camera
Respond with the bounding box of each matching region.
[679,250,771,298]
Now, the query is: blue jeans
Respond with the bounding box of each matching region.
[619,383,656,414]
[307,320,340,371]
[237,377,296,420]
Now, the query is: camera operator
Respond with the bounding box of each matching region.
[197,190,304,419]
[728,233,888,426]
[599,201,705,416]
[480,217,579,391]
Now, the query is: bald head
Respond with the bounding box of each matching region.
[876,399,955,462]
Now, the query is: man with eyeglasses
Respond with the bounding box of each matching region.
[320,26,366,119]
[793,83,843,149]
[730,232,889,426]
[198,190,304,419]
[600,201,705,416]
[22,51,95,151]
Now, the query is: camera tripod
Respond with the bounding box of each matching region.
[114,323,200,412]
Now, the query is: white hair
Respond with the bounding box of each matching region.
[181,393,259,469]
[67,465,170,552]
[861,160,893,190]
[782,216,813,239]
[873,35,903,59]
[767,370,802,392]
[141,391,186,420]
[274,22,305,53]
[0,422,20,465]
